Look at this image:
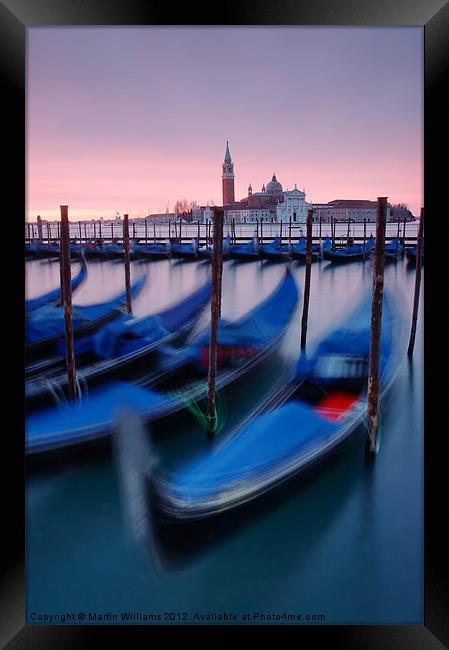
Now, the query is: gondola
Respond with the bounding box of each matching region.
[322,236,375,263]
[406,241,424,264]
[230,237,260,261]
[197,234,232,260]
[221,234,233,259]
[148,286,404,523]
[26,275,147,368]
[131,241,170,260]
[84,240,108,259]
[103,240,125,258]
[289,237,321,261]
[25,241,60,258]
[26,277,212,411]
[384,238,403,261]
[25,241,41,258]
[69,242,86,258]
[25,256,88,313]
[26,270,299,457]
[169,238,201,260]
[84,239,124,259]
[259,237,289,261]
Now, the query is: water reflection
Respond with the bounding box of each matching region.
[144,433,365,575]
[26,253,423,623]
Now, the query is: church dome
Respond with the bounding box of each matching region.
[266,173,283,193]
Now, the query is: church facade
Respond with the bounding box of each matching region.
[222,143,308,224]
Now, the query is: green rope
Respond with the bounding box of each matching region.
[167,384,228,436]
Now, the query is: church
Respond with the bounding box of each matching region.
[221,142,308,224]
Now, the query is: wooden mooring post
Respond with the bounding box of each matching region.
[37,215,43,241]
[402,219,407,257]
[366,196,388,456]
[396,218,401,259]
[59,205,77,400]
[207,207,224,438]
[300,209,314,350]
[331,218,336,251]
[407,208,424,357]
[123,214,132,315]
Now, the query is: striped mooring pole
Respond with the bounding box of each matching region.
[123,214,132,315]
[207,207,224,438]
[366,196,388,456]
[407,208,424,357]
[300,208,314,350]
[59,205,77,400]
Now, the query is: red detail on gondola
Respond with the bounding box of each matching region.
[315,392,359,421]
[199,346,260,370]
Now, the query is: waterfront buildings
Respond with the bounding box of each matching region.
[310,199,414,223]
[221,142,309,224]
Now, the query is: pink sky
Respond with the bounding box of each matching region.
[27,27,423,220]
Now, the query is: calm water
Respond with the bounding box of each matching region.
[26,252,423,624]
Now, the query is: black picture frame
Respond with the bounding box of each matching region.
[2,0,446,646]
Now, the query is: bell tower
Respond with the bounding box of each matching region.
[222,141,235,206]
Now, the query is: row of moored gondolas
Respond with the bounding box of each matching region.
[25,233,423,264]
[25,233,422,543]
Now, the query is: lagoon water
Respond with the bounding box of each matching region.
[26,251,423,624]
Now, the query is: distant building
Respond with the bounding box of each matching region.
[222,141,235,206]
[221,142,308,224]
[144,212,177,223]
[389,205,415,222]
[225,206,275,224]
[276,186,309,224]
[193,143,416,226]
[311,200,383,223]
[311,199,414,223]
[192,205,214,223]
[311,200,380,223]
